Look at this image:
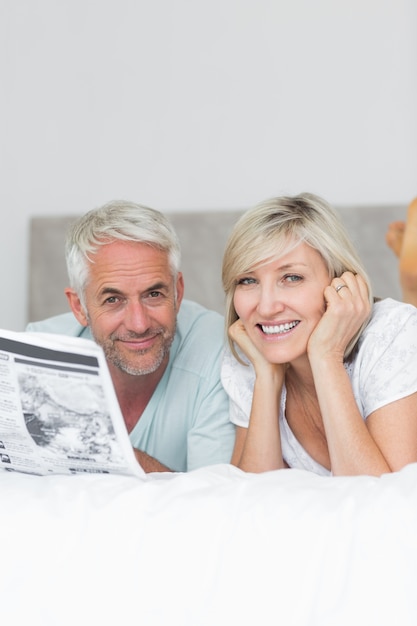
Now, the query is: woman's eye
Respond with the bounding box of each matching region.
[284,274,303,283]
[236,277,257,286]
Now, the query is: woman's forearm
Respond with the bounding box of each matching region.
[310,357,391,476]
[236,367,285,472]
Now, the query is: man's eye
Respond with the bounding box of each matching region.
[103,295,123,305]
[148,291,162,298]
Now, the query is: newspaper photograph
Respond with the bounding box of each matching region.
[0,329,144,477]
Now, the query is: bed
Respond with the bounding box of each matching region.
[2,464,417,625]
[3,202,416,626]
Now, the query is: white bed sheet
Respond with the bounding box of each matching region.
[2,462,417,626]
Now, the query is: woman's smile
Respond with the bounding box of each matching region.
[259,320,300,335]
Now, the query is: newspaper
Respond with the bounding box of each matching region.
[0,328,144,477]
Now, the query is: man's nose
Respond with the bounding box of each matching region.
[123,300,151,332]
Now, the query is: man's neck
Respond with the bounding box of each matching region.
[108,361,168,433]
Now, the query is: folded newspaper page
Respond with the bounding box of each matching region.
[0,328,144,477]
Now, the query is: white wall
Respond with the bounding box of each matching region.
[1,0,416,330]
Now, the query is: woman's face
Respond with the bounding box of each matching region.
[232,241,331,365]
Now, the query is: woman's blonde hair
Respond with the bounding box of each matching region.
[222,193,373,360]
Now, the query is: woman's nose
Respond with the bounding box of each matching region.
[256,287,285,318]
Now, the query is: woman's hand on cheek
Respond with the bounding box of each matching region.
[229,319,263,365]
[307,272,371,363]
[229,320,287,380]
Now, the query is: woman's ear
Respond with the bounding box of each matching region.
[64,288,89,327]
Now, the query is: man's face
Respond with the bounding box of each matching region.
[68,240,183,377]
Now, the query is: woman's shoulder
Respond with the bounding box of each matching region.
[358,297,417,351]
[369,297,417,327]
[221,347,256,397]
[351,299,417,414]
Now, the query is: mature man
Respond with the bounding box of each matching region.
[27,200,235,472]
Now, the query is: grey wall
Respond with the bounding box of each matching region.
[28,203,405,323]
[1,0,416,330]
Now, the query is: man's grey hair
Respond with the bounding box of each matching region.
[65,200,181,302]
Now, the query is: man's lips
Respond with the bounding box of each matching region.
[113,332,162,349]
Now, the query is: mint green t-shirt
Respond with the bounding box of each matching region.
[27,300,235,472]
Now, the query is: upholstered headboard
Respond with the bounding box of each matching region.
[28,204,405,324]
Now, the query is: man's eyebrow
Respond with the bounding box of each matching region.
[99,286,123,296]
[98,282,170,297]
[144,281,170,292]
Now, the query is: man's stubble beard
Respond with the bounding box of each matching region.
[90,323,176,376]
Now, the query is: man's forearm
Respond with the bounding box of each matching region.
[133,448,172,473]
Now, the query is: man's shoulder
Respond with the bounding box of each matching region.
[26,312,93,339]
[173,300,225,370]
[177,299,224,335]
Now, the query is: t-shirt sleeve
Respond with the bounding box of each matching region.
[221,347,256,428]
[186,373,236,470]
[355,301,417,417]
[175,306,236,471]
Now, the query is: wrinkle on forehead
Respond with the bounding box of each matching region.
[85,240,174,293]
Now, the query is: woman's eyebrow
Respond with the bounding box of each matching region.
[276,262,308,270]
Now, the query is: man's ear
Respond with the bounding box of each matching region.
[64,288,89,327]
[175,272,185,311]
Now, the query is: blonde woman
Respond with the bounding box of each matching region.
[221,193,417,477]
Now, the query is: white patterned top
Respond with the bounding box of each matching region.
[221,298,417,476]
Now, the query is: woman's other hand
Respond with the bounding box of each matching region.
[307,271,371,363]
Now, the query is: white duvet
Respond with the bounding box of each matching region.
[2,463,417,626]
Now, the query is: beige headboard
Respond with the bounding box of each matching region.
[28,204,405,324]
